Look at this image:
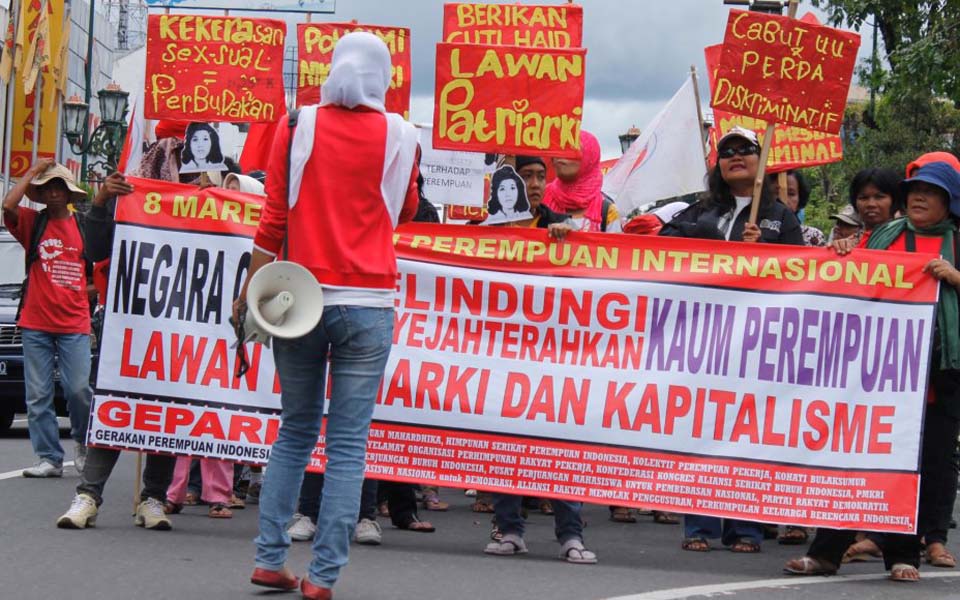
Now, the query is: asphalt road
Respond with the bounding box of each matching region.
[2,419,960,600]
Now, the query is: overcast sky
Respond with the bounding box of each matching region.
[289,0,872,158]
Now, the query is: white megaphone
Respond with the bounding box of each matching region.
[242,261,324,347]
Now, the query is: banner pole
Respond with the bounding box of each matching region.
[30,72,40,164]
[689,65,708,169]
[133,451,142,514]
[2,0,19,196]
[748,0,798,225]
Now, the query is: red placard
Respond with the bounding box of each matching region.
[446,204,488,221]
[433,43,586,157]
[442,3,583,48]
[144,14,286,123]
[710,10,860,134]
[297,23,411,116]
[704,44,843,173]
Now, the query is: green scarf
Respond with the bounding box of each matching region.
[867,217,960,370]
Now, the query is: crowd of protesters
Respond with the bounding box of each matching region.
[5,31,960,598]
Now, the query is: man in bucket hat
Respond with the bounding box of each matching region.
[2,159,93,478]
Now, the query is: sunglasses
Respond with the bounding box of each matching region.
[718,145,760,159]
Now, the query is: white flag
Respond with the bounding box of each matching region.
[602,76,707,215]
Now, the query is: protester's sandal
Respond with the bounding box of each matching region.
[842,538,883,563]
[378,501,390,518]
[778,526,809,545]
[609,507,636,523]
[539,500,554,515]
[184,491,200,506]
[229,495,246,510]
[484,533,528,556]
[422,493,450,512]
[653,511,679,525]
[783,556,837,576]
[682,538,710,552]
[397,516,435,533]
[471,501,495,513]
[730,538,761,553]
[208,503,233,518]
[163,501,183,515]
[890,563,920,582]
[560,539,598,564]
[926,542,957,568]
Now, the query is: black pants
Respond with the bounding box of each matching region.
[807,385,960,570]
[77,447,176,505]
[298,473,419,528]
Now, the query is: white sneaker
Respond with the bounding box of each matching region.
[134,498,172,530]
[74,443,87,474]
[57,494,98,529]
[287,513,316,542]
[22,460,63,478]
[354,518,382,545]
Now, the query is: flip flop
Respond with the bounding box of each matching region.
[484,534,528,556]
[208,503,233,519]
[560,539,597,564]
[784,556,837,576]
[926,543,957,568]
[397,516,435,533]
[890,563,920,582]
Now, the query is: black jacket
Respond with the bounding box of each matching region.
[659,197,803,245]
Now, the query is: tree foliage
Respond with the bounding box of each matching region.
[812,0,960,105]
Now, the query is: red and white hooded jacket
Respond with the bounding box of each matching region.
[253,33,419,307]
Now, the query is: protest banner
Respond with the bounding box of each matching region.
[446,204,487,222]
[704,43,843,173]
[144,14,286,123]
[442,2,583,47]
[418,125,487,207]
[297,23,411,115]
[145,0,335,12]
[433,43,586,157]
[9,0,62,176]
[88,186,937,532]
[710,9,860,135]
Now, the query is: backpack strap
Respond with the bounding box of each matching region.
[16,209,50,320]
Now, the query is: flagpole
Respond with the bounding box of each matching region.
[2,0,19,197]
[53,1,70,164]
[689,65,708,169]
[30,71,40,164]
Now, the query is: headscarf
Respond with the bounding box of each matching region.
[543,130,604,225]
[223,173,265,196]
[154,119,188,141]
[320,32,391,113]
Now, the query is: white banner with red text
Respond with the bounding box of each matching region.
[88,179,939,532]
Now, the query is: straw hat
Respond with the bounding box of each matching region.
[25,163,88,203]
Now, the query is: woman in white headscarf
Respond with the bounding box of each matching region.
[239,32,420,599]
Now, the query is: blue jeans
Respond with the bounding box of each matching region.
[493,494,584,544]
[254,306,393,589]
[684,515,763,546]
[22,329,92,466]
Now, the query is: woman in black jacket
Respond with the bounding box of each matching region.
[660,127,803,246]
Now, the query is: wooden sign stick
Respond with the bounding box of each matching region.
[747,0,799,225]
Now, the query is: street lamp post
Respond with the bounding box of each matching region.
[61,83,129,183]
[618,126,641,154]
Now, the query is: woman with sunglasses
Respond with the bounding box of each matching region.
[661,127,803,246]
[661,127,803,555]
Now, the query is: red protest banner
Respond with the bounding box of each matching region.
[144,14,286,123]
[443,2,583,47]
[433,43,586,157]
[710,9,860,135]
[297,23,411,115]
[704,44,843,173]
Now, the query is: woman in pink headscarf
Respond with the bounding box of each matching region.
[543,130,622,233]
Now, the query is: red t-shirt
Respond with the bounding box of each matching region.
[858,230,945,255]
[9,207,90,334]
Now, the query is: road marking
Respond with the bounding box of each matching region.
[0,461,74,481]
[604,571,960,600]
